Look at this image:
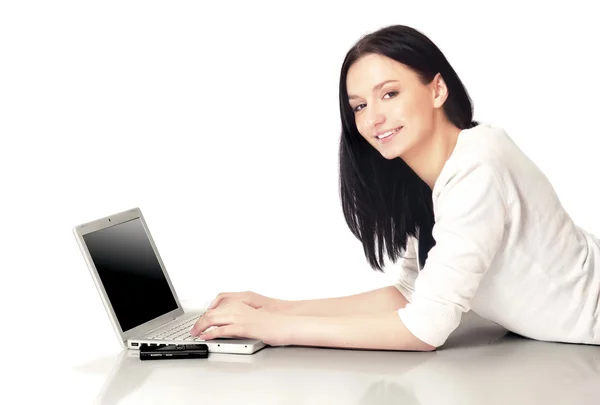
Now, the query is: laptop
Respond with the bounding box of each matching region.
[73,207,266,354]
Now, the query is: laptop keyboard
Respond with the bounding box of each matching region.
[146,316,204,341]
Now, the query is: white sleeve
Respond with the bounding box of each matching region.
[397,161,507,347]
[391,236,419,302]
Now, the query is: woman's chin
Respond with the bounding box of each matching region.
[378,145,404,160]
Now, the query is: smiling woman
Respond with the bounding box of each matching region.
[339,25,478,272]
[191,24,600,352]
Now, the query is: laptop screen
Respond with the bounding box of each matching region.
[82,218,178,332]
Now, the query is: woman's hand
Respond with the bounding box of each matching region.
[190,301,291,345]
[207,291,289,313]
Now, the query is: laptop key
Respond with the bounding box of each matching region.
[171,331,188,340]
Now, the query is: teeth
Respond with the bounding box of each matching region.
[377,127,401,139]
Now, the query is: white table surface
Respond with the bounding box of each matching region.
[54,310,600,405]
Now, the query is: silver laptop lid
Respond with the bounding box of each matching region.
[73,207,184,347]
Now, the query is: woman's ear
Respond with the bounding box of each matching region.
[432,73,449,109]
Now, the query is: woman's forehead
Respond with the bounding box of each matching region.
[347,54,414,94]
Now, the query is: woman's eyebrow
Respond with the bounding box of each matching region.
[348,79,399,100]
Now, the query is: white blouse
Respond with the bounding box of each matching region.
[393,124,600,347]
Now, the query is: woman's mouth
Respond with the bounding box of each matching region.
[375,127,402,143]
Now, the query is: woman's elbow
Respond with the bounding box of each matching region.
[415,342,437,351]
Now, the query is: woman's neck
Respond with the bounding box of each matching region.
[403,120,462,190]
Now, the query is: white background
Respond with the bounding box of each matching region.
[2,0,600,403]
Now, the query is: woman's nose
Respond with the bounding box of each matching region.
[365,104,385,128]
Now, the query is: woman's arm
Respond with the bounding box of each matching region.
[281,285,409,316]
[195,162,506,351]
[281,160,507,352]
[283,311,436,351]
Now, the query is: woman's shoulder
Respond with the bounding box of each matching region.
[456,123,518,159]
[444,123,523,176]
[434,123,522,196]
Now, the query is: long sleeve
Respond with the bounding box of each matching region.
[391,236,420,302]
[397,160,508,347]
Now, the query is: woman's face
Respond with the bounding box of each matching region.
[346,53,445,161]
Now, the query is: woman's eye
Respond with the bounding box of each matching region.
[383,91,398,99]
[353,104,366,112]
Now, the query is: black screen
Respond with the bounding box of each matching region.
[83,218,178,332]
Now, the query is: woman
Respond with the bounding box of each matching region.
[191,25,600,350]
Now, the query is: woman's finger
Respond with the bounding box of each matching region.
[201,324,244,340]
[207,293,229,310]
[190,307,235,336]
[208,297,226,310]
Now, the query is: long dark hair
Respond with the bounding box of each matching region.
[338,25,478,271]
